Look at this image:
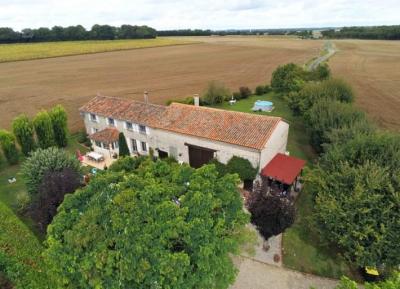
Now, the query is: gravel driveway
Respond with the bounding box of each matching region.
[230,256,338,289]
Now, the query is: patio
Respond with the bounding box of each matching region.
[81,153,116,170]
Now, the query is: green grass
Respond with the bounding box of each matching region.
[0,38,197,63]
[213,93,359,280]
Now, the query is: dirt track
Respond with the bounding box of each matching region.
[330,39,400,132]
[0,36,321,131]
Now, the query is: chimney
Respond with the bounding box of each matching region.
[194,94,200,106]
[144,91,149,104]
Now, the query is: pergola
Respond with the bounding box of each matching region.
[260,153,306,197]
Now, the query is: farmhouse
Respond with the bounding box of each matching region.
[79,94,293,173]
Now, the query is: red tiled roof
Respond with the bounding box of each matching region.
[261,153,306,185]
[89,127,119,144]
[161,103,282,150]
[79,95,166,127]
[80,95,283,150]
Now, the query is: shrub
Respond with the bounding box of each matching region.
[28,167,81,233]
[0,129,19,165]
[201,81,231,105]
[255,85,265,95]
[226,156,257,181]
[208,158,228,176]
[118,132,130,157]
[21,147,81,196]
[49,105,68,147]
[166,96,195,106]
[286,78,355,115]
[271,63,305,93]
[239,86,252,99]
[76,130,88,143]
[12,114,35,156]
[109,155,148,173]
[304,100,369,152]
[44,162,248,288]
[232,91,241,100]
[33,110,55,149]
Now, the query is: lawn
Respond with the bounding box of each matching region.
[214,92,359,280]
[0,38,196,62]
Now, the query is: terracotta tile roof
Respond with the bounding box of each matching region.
[79,95,166,127]
[161,103,282,150]
[80,96,283,150]
[89,127,119,144]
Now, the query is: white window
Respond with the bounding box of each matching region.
[95,140,102,147]
[131,139,138,152]
[108,118,115,126]
[90,113,98,122]
[141,141,147,152]
[139,125,146,134]
[125,121,133,131]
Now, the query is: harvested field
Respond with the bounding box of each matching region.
[330,40,400,132]
[0,36,322,131]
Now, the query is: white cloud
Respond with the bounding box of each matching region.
[0,0,399,30]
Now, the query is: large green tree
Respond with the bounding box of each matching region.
[33,110,55,149]
[118,132,130,157]
[44,158,248,289]
[0,129,19,165]
[12,114,35,156]
[271,63,305,93]
[49,105,68,147]
[307,161,400,268]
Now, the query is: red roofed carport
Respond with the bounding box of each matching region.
[260,153,306,196]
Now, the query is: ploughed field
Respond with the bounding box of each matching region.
[0,36,322,131]
[330,39,400,132]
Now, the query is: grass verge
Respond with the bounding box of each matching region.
[0,38,197,63]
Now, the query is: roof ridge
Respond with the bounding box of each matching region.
[96,94,166,109]
[170,102,282,120]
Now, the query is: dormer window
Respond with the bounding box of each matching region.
[90,113,98,122]
[108,118,115,127]
[139,125,146,134]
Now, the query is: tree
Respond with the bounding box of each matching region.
[21,147,81,196]
[28,168,80,233]
[330,272,400,289]
[109,155,147,172]
[44,160,248,289]
[33,110,55,149]
[271,63,305,93]
[0,27,20,43]
[90,24,115,40]
[201,81,231,105]
[246,182,295,239]
[0,129,19,165]
[239,86,252,99]
[49,105,68,147]
[118,132,130,157]
[12,114,35,156]
[304,100,368,152]
[226,156,257,182]
[286,78,354,115]
[308,161,400,268]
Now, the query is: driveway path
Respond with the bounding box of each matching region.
[307,41,337,71]
[230,256,338,289]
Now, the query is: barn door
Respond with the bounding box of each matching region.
[188,145,215,168]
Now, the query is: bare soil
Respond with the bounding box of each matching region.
[0,36,322,131]
[330,39,400,132]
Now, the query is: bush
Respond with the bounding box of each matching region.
[33,110,55,149]
[304,100,369,152]
[12,114,35,156]
[118,132,130,157]
[271,63,305,93]
[76,130,88,143]
[239,86,252,99]
[201,81,231,105]
[21,147,81,196]
[0,129,19,165]
[109,155,148,173]
[286,78,355,115]
[226,156,257,181]
[0,202,51,288]
[255,85,265,95]
[208,158,228,176]
[232,91,241,100]
[49,105,68,147]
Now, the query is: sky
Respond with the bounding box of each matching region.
[1,0,399,31]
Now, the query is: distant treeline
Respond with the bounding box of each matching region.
[0,25,157,43]
[322,25,400,40]
[158,28,315,37]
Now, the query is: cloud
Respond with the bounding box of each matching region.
[0,0,399,30]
